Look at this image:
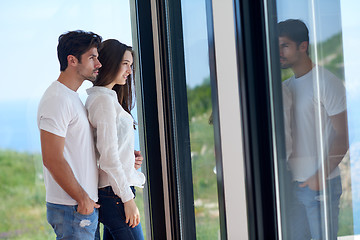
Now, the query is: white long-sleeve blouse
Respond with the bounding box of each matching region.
[85,86,145,203]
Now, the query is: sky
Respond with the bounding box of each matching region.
[181,0,210,88]
[0,0,211,153]
[277,0,343,42]
[0,0,132,102]
[0,0,353,102]
[1,0,359,145]
[0,0,133,152]
[339,0,360,235]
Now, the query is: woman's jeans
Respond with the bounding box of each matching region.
[96,186,144,240]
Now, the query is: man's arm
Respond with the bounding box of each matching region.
[325,110,349,175]
[40,130,99,214]
[300,111,349,190]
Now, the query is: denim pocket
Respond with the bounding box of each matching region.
[73,207,98,228]
[73,205,96,217]
[73,207,99,239]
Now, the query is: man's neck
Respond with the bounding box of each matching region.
[57,71,83,92]
[292,57,313,78]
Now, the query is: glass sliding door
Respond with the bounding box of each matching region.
[263,0,360,238]
[180,0,221,238]
[146,0,228,238]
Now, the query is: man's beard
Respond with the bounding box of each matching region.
[79,69,99,82]
[280,59,292,69]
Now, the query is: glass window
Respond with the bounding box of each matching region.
[270,0,359,239]
[180,0,221,238]
[0,1,147,239]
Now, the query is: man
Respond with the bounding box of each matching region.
[37,30,102,239]
[279,19,348,239]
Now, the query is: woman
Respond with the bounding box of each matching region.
[85,39,145,240]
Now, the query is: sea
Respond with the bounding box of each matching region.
[0,99,140,153]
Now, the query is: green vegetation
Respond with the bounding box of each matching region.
[281,68,294,82]
[315,32,344,80]
[187,77,212,121]
[134,188,146,238]
[187,79,220,239]
[0,149,147,239]
[0,150,55,239]
[338,204,354,236]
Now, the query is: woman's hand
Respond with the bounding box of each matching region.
[134,150,143,170]
[124,199,140,228]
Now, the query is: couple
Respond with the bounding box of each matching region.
[37,30,145,239]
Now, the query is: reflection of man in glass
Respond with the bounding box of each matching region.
[279,19,348,239]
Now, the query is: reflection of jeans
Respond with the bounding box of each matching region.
[46,202,99,240]
[289,176,342,240]
[97,186,144,240]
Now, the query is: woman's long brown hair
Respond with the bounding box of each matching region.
[93,39,135,119]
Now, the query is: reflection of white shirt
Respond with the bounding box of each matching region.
[283,66,346,181]
[37,81,98,205]
[282,84,292,161]
[86,86,145,203]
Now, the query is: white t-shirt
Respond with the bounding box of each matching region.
[37,81,98,205]
[283,66,346,181]
[85,86,145,203]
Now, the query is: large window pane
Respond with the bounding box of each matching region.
[0,1,147,239]
[180,0,221,238]
[270,0,360,239]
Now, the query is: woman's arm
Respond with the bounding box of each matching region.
[88,96,135,202]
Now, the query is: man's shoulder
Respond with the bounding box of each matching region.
[42,81,66,98]
[39,82,80,115]
[316,66,340,80]
[315,66,344,92]
[282,75,295,86]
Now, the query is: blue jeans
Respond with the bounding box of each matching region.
[46,202,99,240]
[97,186,144,240]
[289,176,342,240]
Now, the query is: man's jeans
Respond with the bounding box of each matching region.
[46,202,98,240]
[289,176,342,240]
[97,186,144,240]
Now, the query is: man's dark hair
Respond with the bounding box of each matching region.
[57,30,102,71]
[278,19,309,46]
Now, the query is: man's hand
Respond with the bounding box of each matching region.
[299,173,322,191]
[124,199,140,228]
[77,196,100,215]
[134,150,143,170]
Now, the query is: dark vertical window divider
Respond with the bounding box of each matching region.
[155,0,197,239]
[233,0,279,239]
[205,0,228,239]
[134,0,166,239]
